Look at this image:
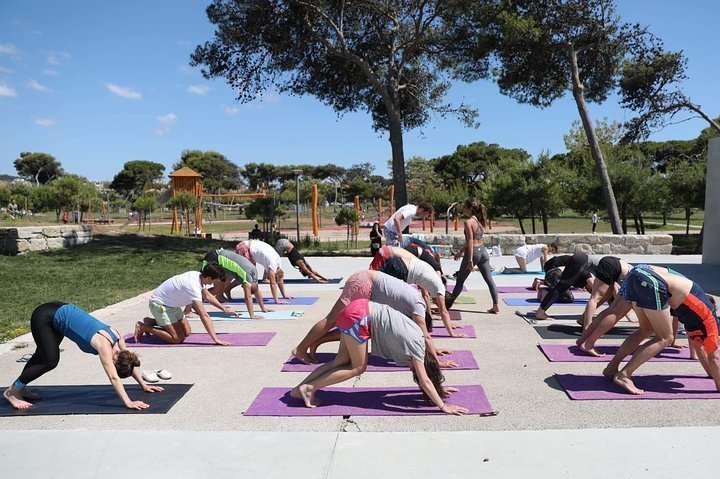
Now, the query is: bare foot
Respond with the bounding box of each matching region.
[134,322,144,343]
[291,348,316,365]
[290,384,318,408]
[4,387,33,409]
[487,306,500,314]
[21,389,42,401]
[533,311,553,321]
[577,343,605,357]
[613,371,644,395]
[669,342,687,349]
[602,365,618,378]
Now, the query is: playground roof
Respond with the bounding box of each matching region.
[169,166,202,178]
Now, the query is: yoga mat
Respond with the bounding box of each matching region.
[124,332,275,347]
[282,277,342,284]
[446,282,469,292]
[538,344,694,362]
[454,295,476,304]
[515,310,583,323]
[497,286,584,293]
[434,310,462,321]
[204,310,304,320]
[0,384,193,416]
[492,270,543,276]
[244,384,495,416]
[281,350,478,372]
[533,324,639,340]
[431,325,477,338]
[556,374,720,400]
[217,296,319,305]
[504,297,590,306]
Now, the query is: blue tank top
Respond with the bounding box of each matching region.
[53,304,119,355]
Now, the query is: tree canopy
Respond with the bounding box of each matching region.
[14,152,64,186]
[191,0,487,209]
[173,149,242,193]
[110,160,165,199]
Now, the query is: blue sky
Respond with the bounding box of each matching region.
[1,0,718,182]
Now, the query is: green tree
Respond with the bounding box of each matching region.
[242,162,279,191]
[667,160,706,235]
[14,152,64,186]
[165,191,199,236]
[619,49,720,142]
[174,150,241,193]
[133,194,158,232]
[46,176,84,220]
[191,0,484,210]
[110,160,166,199]
[335,207,359,247]
[245,197,285,234]
[448,0,662,234]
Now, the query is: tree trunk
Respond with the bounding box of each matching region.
[639,214,645,235]
[387,109,408,210]
[568,44,623,234]
[621,203,627,234]
[514,211,526,234]
[662,212,667,226]
[633,213,641,235]
[541,211,549,234]
[698,221,704,253]
[530,202,536,234]
[685,208,691,235]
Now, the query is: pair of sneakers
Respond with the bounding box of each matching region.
[142,369,172,383]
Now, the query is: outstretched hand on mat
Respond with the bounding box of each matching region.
[126,400,150,410]
[215,338,232,346]
[442,404,469,415]
[143,385,164,393]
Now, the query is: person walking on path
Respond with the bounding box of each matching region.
[592,212,599,233]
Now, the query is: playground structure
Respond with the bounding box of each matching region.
[168,167,266,235]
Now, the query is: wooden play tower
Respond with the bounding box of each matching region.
[169,167,203,234]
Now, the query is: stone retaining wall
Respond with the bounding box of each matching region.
[411,233,673,256]
[0,225,93,255]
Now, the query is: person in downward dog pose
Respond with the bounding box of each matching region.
[275,239,329,283]
[603,266,720,395]
[291,299,469,415]
[498,243,558,274]
[202,249,270,319]
[530,253,600,321]
[291,270,457,368]
[236,240,293,304]
[4,302,163,410]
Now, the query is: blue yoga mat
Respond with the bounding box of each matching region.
[204,310,304,320]
[282,277,342,284]
[220,296,319,305]
[503,297,590,306]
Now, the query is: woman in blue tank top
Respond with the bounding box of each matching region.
[4,302,164,410]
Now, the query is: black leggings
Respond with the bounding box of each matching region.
[539,253,590,311]
[18,302,66,385]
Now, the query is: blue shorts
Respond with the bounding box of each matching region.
[620,268,669,310]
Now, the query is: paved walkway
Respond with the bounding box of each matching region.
[1,253,719,477]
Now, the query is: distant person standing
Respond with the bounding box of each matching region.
[591,212,599,233]
[7,198,18,219]
[382,201,433,246]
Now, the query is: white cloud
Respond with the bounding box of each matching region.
[28,79,51,92]
[222,104,240,115]
[106,83,142,99]
[187,85,209,95]
[0,84,17,97]
[47,51,70,65]
[42,69,58,76]
[153,112,177,136]
[0,65,14,74]
[34,118,56,127]
[0,44,20,57]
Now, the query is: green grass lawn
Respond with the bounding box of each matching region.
[0,233,235,342]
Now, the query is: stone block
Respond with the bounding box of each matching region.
[46,237,66,249]
[593,244,612,254]
[650,235,673,245]
[573,243,593,253]
[28,238,48,251]
[16,227,43,239]
[646,244,673,255]
[42,227,63,238]
[16,240,30,254]
[623,235,652,247]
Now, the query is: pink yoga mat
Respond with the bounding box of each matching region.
[281,350,478,372]
[244,384,495,416]
[431,325,477,338]
[123,332,275,347]
[556,374,720,400]
[539,344,694,362]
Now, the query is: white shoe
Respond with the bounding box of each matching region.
[155,369,173,380]
[142,370,160,383]
[497,266,506,274]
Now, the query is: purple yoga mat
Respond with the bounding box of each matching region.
[503,297,590,306]
[556,374,720,400]
[497,286,584,294]
[539,344,694,362]
[431,325,477,338]
[244,384,495,416]
[123,332,275,347]
[446,281,469,292]
[281,350,478,372]
[433,310,462,321]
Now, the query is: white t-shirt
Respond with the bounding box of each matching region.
[514,244,545,264]
[150,271,203,307]
[407,258,445,297]
[249,240,282,272]
[383,204,417,234]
